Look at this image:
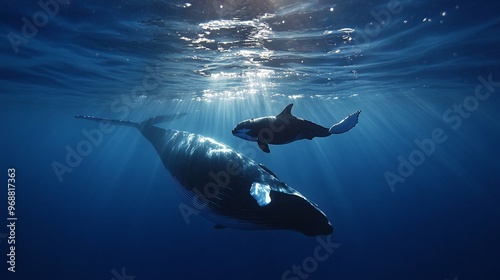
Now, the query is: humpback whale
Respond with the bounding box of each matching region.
[75,114,333,236]
[232,104,361,153]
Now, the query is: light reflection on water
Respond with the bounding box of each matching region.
[3,0,498,106]
[167,4,362,102]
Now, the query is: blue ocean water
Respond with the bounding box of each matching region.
[1,0,500,279]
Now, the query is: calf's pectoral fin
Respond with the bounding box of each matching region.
[257,136,270,153]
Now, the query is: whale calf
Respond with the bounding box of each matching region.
[75,114,333,236]
[232,104,361,153]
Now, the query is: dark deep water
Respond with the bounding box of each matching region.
[1,0,500,279]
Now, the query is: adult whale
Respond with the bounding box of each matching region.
[232,104,361,153]
[75,114,333,236]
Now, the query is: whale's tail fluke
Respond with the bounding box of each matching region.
[75,113,186,129]
[328,110,361,134]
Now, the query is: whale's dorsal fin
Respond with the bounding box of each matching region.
[141,113,187,127]
[276,104,295,119]
[259,164,279,179]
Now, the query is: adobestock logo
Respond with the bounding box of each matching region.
[353,0,403,45]
[7,0,71,54]
[384,74,498,192]
[52,56,169,183]
[178,159,243,224]
[282,235,340,280]
[52,121,115,183]
[110,267,135,280]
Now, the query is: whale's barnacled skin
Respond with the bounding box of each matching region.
[75,114,333,236]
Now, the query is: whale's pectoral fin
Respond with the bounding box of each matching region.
[257,136,270,153]
[250,182,272,206]
[214,224,226,229]
[329,110,361,134]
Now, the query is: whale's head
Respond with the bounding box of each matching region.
[248,166,334,236]
[232,118,261,141]
[264,188,334,236]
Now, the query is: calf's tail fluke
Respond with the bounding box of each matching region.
[75,113,187,128]
[328,110,361,134]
